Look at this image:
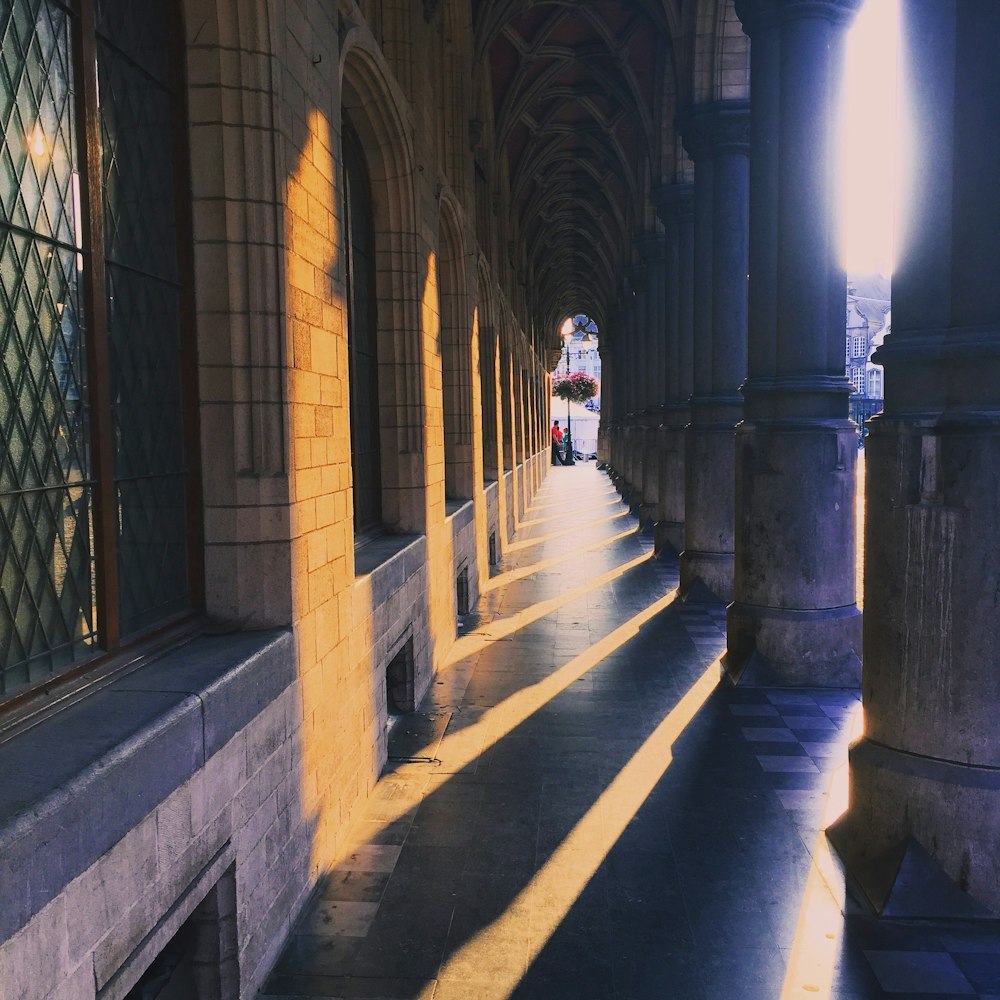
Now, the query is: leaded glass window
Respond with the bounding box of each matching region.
[0,0,196,698]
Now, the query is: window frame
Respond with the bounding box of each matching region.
[0,0,203,709]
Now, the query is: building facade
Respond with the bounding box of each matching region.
[0,2,550,996]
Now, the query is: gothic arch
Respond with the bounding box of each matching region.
[689,0,751,105]
[340,37,429,532]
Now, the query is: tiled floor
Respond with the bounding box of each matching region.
[261,466,1000,1000]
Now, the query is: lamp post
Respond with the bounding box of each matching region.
[561,331,575,465]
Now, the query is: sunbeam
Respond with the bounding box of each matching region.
[480,524,639,593]
[779,702,864,999]
[449,547,656,660]
[516,497,622,529]
[367,583,683,835]
[505,510,631,553]
[432,660,720,997]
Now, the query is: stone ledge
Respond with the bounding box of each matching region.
[0,629,295,942]
[446,498,474,532]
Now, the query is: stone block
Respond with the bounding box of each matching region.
[0,689,203,942]
[66,813,158,965]
[0,895,69,1000]
[42,959,95,1000]
[191,736,245,833]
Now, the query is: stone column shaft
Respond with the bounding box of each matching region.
[728,0,862,685]
[610,300,628,482]
[609,305,623,480]
[654,184,694,554]
[679,102,750,602]
[624,271,647,499]
[829,0,1000,917]
[596,346,609,466]
[638,236,667,515]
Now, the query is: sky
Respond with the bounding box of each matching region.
[840,0,899,276]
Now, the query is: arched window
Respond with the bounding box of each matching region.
[0,0,198,699]
[343,120,383,535]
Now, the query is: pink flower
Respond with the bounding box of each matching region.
[552,372,599,403]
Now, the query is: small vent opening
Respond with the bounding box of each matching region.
[121,865,238,1000]
[456,566,470,617]
[386,638,415,716]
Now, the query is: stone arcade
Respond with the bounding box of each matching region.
[1,1,998,997]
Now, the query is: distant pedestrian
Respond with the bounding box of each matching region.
[551,420,565,465]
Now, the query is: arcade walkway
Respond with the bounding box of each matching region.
[261,468,1000,1000]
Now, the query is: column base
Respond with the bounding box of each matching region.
[827,738,1000,917]
[635,503,657,527]
[680,550,733,603]
[641,426,661,507]
[724,602,861,686]
[656,422,685,540]
[654,520,684,556]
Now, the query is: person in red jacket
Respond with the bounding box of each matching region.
[551,420,565,465]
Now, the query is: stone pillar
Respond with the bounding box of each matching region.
[654,183,694,554]
[678,102,750,602]
[624,270,647,501]
[829,0,1000,916]
[602,310,628,485]
[608,298,628,482]
[637,234,667,521]
[728,0,861,685]
[596,342,611,466]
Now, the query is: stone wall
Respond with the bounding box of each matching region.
[0,1,551,996]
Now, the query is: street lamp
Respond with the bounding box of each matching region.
[560,329,575,465]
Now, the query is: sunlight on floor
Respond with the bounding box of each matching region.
[450,547,655,659]
[433,660,720,998]
[372,583,682,835]
[524,489,619,515]
[505,510,631,553]
[516,498,622,529]
[480,524,639,593]
[779,702,865,999]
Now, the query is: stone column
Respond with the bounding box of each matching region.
[596,342,611,466]
[623,270,647,502]
[653,183,694,554]
[829,0,1000,916]
[613,298,630,481]
[637,234,667,522]
[728,0,861,685]
[607,298,627,482]
[678,102,750,602]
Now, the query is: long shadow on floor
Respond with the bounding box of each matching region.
[262,477,1000,1000]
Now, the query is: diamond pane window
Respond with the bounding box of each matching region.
[1,0,198,699]
[1,0,96,693]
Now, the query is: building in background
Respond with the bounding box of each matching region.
[846,273,890,428]
[555,315,601,411]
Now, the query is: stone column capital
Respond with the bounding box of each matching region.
[626,263,649,294]
[653,182,694,226]
[677,101,751,163]
[735,0,862,36]
[634,232,666,265]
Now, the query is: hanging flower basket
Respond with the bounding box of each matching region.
[552,371,599,404]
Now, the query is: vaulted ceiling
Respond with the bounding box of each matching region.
[474,0,683,337]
